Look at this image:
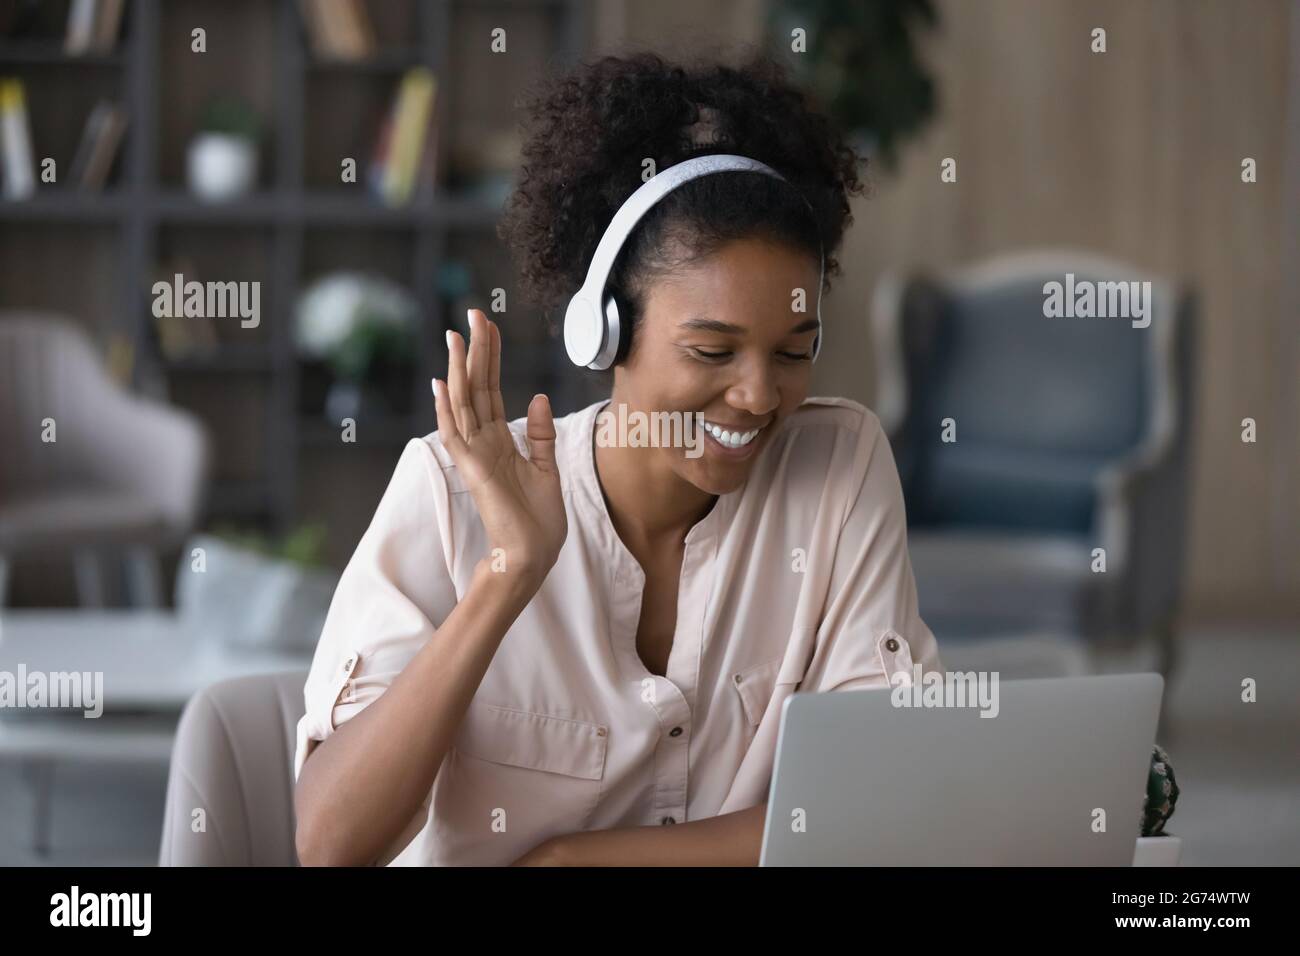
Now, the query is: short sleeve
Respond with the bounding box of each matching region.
[800,414,944,693]
[293,437,460,781]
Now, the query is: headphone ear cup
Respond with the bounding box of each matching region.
[564,293,604,368]
[606,291,630,367]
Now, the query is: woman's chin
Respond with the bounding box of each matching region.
[677,453,758,496]
[661,422,774,495]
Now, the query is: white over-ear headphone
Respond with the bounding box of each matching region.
[562,153,825,370]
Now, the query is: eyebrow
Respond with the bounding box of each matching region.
[680,316,820,336]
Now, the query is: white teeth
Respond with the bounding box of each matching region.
[702,420,761,449]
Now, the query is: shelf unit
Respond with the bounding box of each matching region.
[1,0,602,568]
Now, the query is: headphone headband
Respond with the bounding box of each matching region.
[563,153,824,370]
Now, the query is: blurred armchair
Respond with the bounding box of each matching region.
[160,671,306,866]
[0,313,210,606]
[871,251,1198,678]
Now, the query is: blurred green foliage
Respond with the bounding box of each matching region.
[209,522,329,569]
[768,0,939,168]
[199,94,261,141]
[328,311,416,383]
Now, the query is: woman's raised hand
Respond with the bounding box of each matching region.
[432,309,567,584]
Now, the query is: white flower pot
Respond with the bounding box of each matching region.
[186,132,257,202]
[1133,835,1182,866]
[177,534,336,654]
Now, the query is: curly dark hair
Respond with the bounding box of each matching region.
[497,50,868,362]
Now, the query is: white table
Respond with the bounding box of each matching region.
[0,609,312,856]
[0,609,311,762]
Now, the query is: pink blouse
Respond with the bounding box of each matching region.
[294,396,944,865]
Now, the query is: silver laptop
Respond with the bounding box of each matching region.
[760,673,1163,865]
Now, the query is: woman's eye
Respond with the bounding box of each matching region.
[689,348,812,362]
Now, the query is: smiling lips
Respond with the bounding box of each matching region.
[700,419,764,450]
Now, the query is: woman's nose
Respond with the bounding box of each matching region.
[724,360,780,418]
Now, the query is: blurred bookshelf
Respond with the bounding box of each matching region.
[0,0,601,569]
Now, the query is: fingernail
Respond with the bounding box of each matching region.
[445,330,454,348]
[430,377,440,394]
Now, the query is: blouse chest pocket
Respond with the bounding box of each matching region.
[437,702,609,857]
[455,703,609,780]
[732,656,786,727]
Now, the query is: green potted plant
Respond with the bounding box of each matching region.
[176,524,337,655]
[295,271,419,422]
[1134,744,1183,865]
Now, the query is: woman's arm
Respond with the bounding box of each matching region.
[296,310,568,866]
[295,559,542,866]
[513,803,768,867]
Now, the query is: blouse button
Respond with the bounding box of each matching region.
[885,637,900,653]
[661,816,676,825]
[669,726,683,737]
[342,656,356,672]
[733,674,743,684]
[596,727,607,737]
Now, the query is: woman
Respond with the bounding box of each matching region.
[293,52,943,866]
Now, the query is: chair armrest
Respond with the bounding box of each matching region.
[869,272,911,445]
[1094,431,1192,640]
[870,273,949,490]
[1094,433,1174,570]
[1093,290,1197,638]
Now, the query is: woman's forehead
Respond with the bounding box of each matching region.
[646,238,819,310]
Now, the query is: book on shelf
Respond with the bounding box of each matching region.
[366,111,393,197]
[69,100,128,190]
[414,93,441,202]
[64,0,97,54]
[337,0,376,55]
[64,0,126,55]
[0,77,35,200]
[298,0,376,60]
[368,67,438,207]
[150,255,220,360]
[296,0,332,54]
[92,0,126,53]
[104,331,135,387]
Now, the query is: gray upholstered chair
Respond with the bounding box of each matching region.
[0,313,210,606]
[159,670,307,866]
[871,251,1198,678]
